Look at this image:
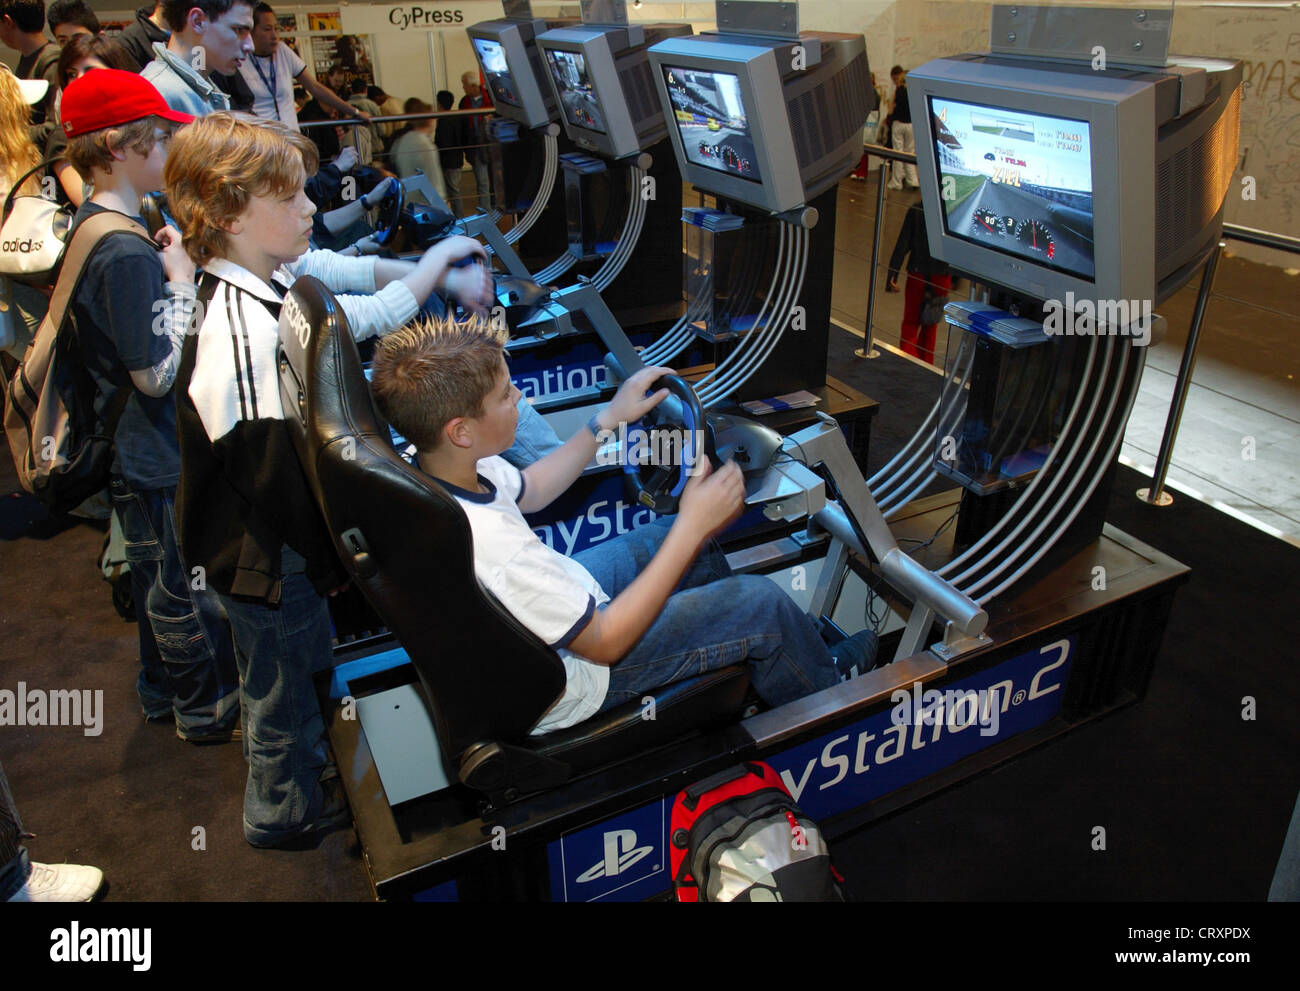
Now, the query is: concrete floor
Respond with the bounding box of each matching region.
[823,173,1300,544]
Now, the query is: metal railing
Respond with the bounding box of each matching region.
[300,107,498,214]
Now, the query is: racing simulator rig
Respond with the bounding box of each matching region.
[277,2,1238,900]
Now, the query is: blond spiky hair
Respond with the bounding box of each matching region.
[369,314,509,451]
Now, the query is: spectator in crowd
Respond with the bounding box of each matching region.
[60,69,243,740]
[163,112,494,846]
[334,32,368,76]
[390,96,446,199]
[298,92,342,161]
[369,83,400,141]
[323,60,346,98]
[885,64,918,190]
[45,0,95,45]
[434,88,462,211]
[346,76,381,165]
[211,62,254,112]
[239,3,359,131]
[0,65,42,215]
[57,31,134,88]
[851,70,890,180]
[886,199,951,364]
[458,69,492,209]
[142,0,254,117]
[0,65,49,358]
[46,33,138,206]
[2,760,102,901]
[299,61,374,166]
[0,0,61,140]
[116,1,169,72]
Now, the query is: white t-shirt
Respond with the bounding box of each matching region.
[438,456,610,734]
[239,43,307,130]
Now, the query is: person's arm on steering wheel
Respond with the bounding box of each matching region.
[370,235,494,315]
[517,366,672,515]
[566,458,746,664]
[321,177,396,238]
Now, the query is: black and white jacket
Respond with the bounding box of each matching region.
[174,256,417,603]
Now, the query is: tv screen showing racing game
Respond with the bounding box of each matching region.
[662,66,762,183]
[472,37,521,108]
[545,49,607,134]
[928,97,1094,280]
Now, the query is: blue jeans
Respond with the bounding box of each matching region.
[469,155,490,210]
[110,478,240,737]
[444,166,461,214]
[575,520,840,712]
[219,548,334,845]
[130,557,170,719]
[503,399,563,467]
[0,760,29,901]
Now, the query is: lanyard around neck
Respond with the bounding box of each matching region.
[251,52,280,119]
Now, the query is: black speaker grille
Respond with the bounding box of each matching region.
[1155,85,1241,263]
[787,49,871,170]
[627,57,658,126]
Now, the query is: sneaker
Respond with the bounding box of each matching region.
[245,779,352,850]
[176,723,242,746]
[7,862,104,902]
[887,181,904,190]
[829,630,881,681]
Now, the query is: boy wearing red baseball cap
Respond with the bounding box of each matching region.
[61,68,241,743]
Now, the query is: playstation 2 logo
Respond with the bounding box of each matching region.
[576,829,653,883]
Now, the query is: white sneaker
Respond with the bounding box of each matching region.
[6,862,104,902]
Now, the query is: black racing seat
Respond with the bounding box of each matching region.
[274,276,750,808]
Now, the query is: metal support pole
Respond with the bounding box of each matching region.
[854,160,889,359]
[1137,241,1224,507]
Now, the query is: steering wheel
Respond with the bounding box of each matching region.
[622,374,717,516]
[368,178,404,247]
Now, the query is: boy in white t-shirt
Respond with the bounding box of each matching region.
[370,320,875,735]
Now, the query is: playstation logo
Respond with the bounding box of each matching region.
[576,829,654,883]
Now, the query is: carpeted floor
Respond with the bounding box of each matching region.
[1,330,1295,900]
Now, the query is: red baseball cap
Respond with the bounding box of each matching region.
[60,69,195,138]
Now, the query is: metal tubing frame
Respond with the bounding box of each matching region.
[698,225,810,406]
[960,340,1134,599]
[977,342,1146,604]
[854,160,890,360]
[503,128,560,245]
[786,416,988,638]
[938,332,1104,579]
[948,336,1117,589]
[686,224,792,404]
[1142,241,1223,506]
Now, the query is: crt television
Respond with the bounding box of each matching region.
[648,32,871,215]
[908,54,1242,311]
[466,17,578,129]
[536,22,693,161]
